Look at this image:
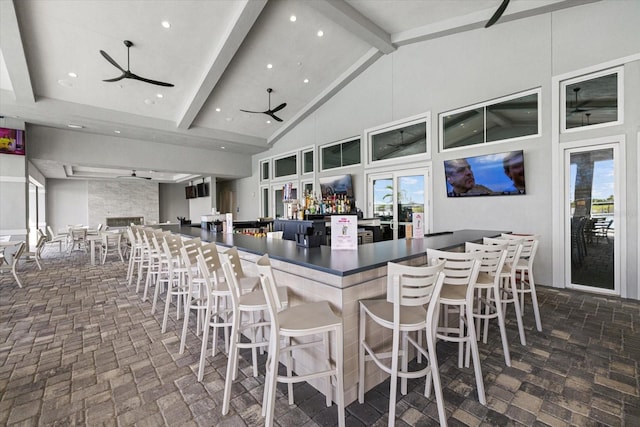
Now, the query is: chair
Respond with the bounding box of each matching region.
[594,219,613,244]
[67,227,88,254]
[0,241,26,288]
[256,254,345,427]
[126,226,146,287]
[465,241,511,366]
[195,244,232,381]
[100,231,123,264]
[358,261,447,426]
[483,236,527,346]
[427,248,485,405]
[500,234,542,332]
[46,225,67,252]
[220,248,289,415]
[23,233,45,270]
[177,239,210,352]
[171,238,202,338]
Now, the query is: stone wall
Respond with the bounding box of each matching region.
[88,180,159,227]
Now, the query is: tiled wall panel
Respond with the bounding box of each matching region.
[88,180,159,226]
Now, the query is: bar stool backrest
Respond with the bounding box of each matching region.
[256,254,284,311]
[198,242,222,284]
[465,241,508,277]
[224,246,246,280]
[427,249,482,288]
[386,260,446,306]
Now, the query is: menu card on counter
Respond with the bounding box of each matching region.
[412,212,424,238]
[331,215,358,250]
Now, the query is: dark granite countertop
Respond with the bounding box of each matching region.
[159,225,504,277]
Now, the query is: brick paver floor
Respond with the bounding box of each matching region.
[1,247,639,426]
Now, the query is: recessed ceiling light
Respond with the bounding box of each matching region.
[267,63,273,69]
[215,108,221,112]
[144,99,156,105]
[221,146,226,150]
[290,15,296,22]
[266,120,271,124]
[161,21,171,29]
[156,93,163,99]
[303,78,309,83]
[114,130,121,134]
[68,72,77,78]
[317,30,324,37]
[67,124,83,129]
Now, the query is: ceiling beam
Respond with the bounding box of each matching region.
[176,0,267,130]
[308,0,395,55]
[393,0,601,46]
[0,0,35,103]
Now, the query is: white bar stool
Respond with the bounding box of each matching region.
[256,254,345,427]
[220,248,288,415]
[358,260,448,427]
[427,248,486,405]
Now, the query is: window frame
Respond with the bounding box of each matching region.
[439,88,541,153]
[260,159,270,182]
[560,67,623,134]
[365,112,431,167]
[273,151,298,180]
[319,136,361,172]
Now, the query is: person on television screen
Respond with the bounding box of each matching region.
[445,158,493,196]
[503,151,526,194]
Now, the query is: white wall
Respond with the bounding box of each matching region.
[159,183,188,223]
[236,1,640,292]
[46,179,88,233]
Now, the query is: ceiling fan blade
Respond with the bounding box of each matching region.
[485,0,510,28]
[100,50,126,72]
[267,112,283,122]
[240,109,263,114]
[270,103,287,114]
[103,74,126,83]
[129,73,174,87]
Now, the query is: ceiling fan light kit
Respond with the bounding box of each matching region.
[240,88,287,122]
[100,40,174,87]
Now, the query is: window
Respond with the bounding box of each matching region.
[440,89,540,151]
[321,137,360,171]
[561,67,622,133]
[274,154,297,179]
[260,160,270,182]
[367,115,429,165]
[302,149,314,174]
[260,186,269,217]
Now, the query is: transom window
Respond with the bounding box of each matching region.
[561,67,622,133]
[367,115,429,165]
[440,89,540,151]
[321,137,360,171]
[274,154,297,179]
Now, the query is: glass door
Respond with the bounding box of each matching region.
[565,144,619,294]
[368,169,429,240]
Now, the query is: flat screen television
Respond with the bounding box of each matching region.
[444,150,525,197]
[196,182,209,197]
[319,174,354,198]
[185,185,197,199]
[0,127,25,156]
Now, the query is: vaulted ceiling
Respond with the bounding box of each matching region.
[0,0,596,181]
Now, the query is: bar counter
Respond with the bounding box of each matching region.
[159,224,504,404]
[160,225,502,282]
